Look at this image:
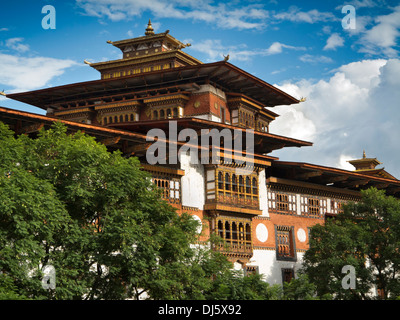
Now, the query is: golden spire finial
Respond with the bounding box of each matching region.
[145,19,154,36]
[363,150,366,159]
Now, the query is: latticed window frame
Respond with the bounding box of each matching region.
[331,199,346,214]
[275,225,297,262]
[151,175,181,204]
[268,190,297,215]
[300,196,327,217]
[215,216,252,255]
[213,168,259,209]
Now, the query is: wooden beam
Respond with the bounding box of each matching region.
[325,175,349,183]
[20,122,44,134]
[374,183,390,189]
[345,179,370,187]
[100,136,121,146]
[386,186,400,194]
[295,171,323,180]
[124,142,152,154]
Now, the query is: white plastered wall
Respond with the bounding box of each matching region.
[179,151,205,209]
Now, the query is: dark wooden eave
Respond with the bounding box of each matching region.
[109,117,313,154]
[6,61,300,109]
[0,106,279,165]
[269,160,400,197]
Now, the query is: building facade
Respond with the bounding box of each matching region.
[3,21,400,287]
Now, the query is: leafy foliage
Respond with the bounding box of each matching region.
[0,121,277,300]
[302,188,400,299]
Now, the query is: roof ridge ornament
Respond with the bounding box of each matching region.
[145,19,155,36]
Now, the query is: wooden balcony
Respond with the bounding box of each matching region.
[208,192,259,208]
[215,241,253,257]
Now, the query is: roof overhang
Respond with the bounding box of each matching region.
[6,61,300,109]
[0,106,279,166]
[109,117,313,154]
[269,160,400,196]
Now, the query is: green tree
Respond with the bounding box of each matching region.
[0,121,281,300]
[205,270,283,300]
[281,274,323,300]
[301,188,400,299]
[0,122,222,299]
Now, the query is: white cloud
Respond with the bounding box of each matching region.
[76,0,269,30]
[344,15,373,35]
[274,6,337,24]
[270,58,400,179]
[0,27,8,32]
[5,38,30,53]
[0,53,78,93]
[323,33,344,50]
[299,54,334,63]
[357,5,400,57]
[189,39,306,62]
[338,0,386,9]
[266,42,306,55]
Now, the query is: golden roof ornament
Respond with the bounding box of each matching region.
[145,19,155,36]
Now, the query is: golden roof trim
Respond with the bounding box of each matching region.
[143,93,190,104]
[90,50,202,70]
[54,107,93,116]
[111,32,184,48]
[94,100,140,111]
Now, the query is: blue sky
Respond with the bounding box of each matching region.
[1,0,400,177]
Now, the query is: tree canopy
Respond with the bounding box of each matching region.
[301,188,400,300]
[0,121,276,300]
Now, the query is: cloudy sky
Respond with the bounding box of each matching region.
[1,0,399,178]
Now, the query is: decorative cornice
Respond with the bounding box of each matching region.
[95,100,139,113]
[90,50,202,71]
[54,107,93,116]
[143,93,190,106]
[141,163,185,177]
[267,177,361,201]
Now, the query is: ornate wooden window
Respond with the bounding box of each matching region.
[231,108,255,129]
[331,199,345,214]
[207,168,259,209]
[151,176,181,204]
[277,194,289,211]
[275,225,296,261]
[300,196,327,217]
[282,268,295,283]
[102,112,138,125]
[268,191,296,214]
[308,198,320,216]
[150,107,181,120]
[216,216,252,255]
[245,265,259,276]
[256,119,269,133]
